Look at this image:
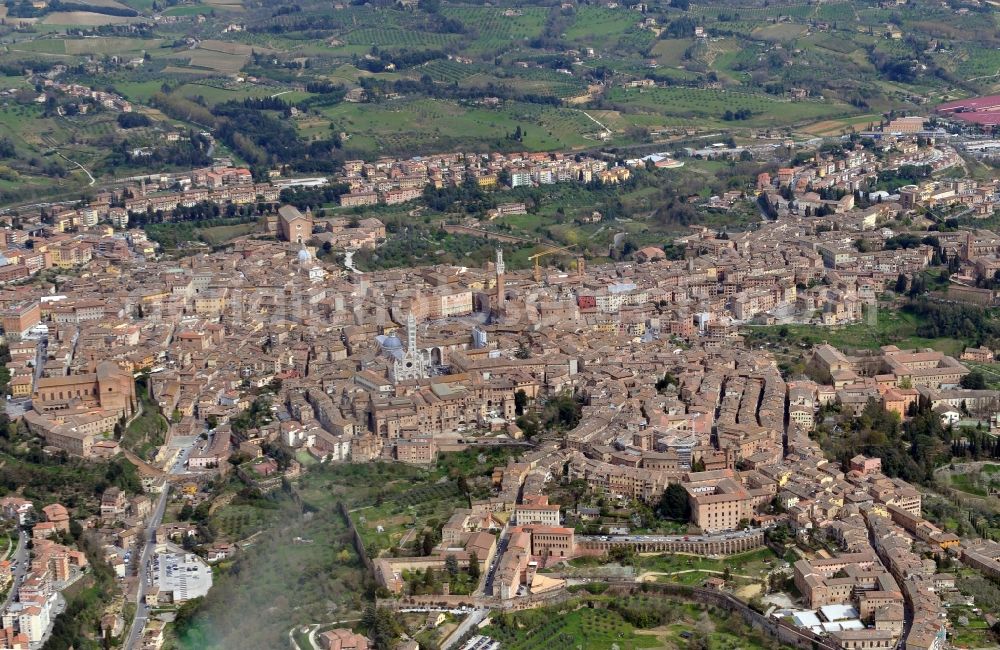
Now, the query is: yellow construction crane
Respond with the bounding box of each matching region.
[527,245,576,282]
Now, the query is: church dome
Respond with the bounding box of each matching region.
[380,335,403,351]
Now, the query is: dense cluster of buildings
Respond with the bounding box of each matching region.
[40,79,134,113]
[0,499,89,648]
[0,132,999,649]
[337,151,632,207]
[0,487,160,646]
[760,138,969,216]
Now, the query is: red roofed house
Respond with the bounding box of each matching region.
[319,629,369,650]
[41,504,70,534]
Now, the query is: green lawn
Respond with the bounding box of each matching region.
[7,39,69,55]
[145,217,259,251]
[113,80,169,103]
[638,547,779,580]
[62,36,159,55]
[951,473,988,497]
[0,75,32,91]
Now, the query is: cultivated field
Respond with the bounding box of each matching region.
[323,98,597,158]
[41,11,141,24]
[606,86,856,127]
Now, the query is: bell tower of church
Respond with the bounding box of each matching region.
[495,247,506,312]
[392,312,428,382]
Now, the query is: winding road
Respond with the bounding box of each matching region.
[52,151,96,186]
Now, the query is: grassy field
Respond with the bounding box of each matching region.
[145,217,260,250]
[197,222,258,246]
[743,308,970,357]
[114,80,169,103]
[174,82,281,106]
[951,473,988,497]
[650,38,695,67]
[324,98,596,158]
[950,464,1000,498]
[563,6,637,47]
[118,0,154,10]
[66,36,159,54]
[182,50,247,74]
[752,22,810,42]
[605,86,856,127]
[800,113,882,136]
[0,75,32,90]
[8,35,159,56]
[637,547,781,584]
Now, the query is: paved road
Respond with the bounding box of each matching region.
[122,484,170,650]
[2,531,28,611]
[123,435,199,649]
[6,336,48,419]
[342,250,363,275]
[483,534,509,597]
[441,607,487,650]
